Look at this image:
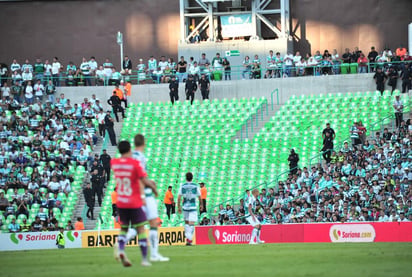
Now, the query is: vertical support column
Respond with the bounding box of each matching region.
[280,0,286,37]
[208,2,214,41]
[179,0,185,42]
[409,23,412,54]
[251,0,258,38]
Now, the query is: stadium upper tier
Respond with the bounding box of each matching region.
[97,90,410,228]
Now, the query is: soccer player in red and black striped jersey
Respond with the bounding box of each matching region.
[111,140,151,267]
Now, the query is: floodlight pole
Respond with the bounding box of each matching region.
[117,31,124,70]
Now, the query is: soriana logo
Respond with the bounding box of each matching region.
[329,224,376,243]
[202,226,253,244]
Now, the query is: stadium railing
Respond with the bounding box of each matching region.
[1,60,409,86]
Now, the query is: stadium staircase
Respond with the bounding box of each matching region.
[72,119,124,230]
[92,90,410,229]
[235,103,282,140]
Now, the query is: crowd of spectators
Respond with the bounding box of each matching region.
[1,46,410,90]
[208,116,412,226]
[0,87,116,232]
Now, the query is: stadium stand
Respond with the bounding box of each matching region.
[95,90,411,228]
[0,93,101,232]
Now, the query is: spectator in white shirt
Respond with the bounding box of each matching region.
[283,52,294,77]
[33,79,45,101]
[51,57,61,87]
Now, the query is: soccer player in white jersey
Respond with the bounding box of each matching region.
[177,172,203,246]
[245,188,264,244]
[132,134,169,262]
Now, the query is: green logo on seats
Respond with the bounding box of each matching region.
[10,233,23,244]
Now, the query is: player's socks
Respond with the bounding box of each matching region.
[126,228,137,242]
[149,227,158,257]
[250,228,257,243]
[138,232,148,261]
[189,225,195,241]
[118,234,127,252]
[184,224,190,240]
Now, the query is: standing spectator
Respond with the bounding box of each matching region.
[80,57,92,86]
[169,75,179,104]
[51,57,61,87]
[45,79,56,103]
[283,51,294,77]
[104,111,117,146]
[74,217,85,230]
[33,79,45,102]
[368,47,379,72]
[211,53,223,80]
[164,186,174,220]
[24,80,34,104]
[350,121,361,149]
[400,63,411,93]
[177,56,187,82]
[393,95,403,128]
[89,56,98,79]
[33,58,44,82]
[100,149,111,182]
[331,49,340,74]
[83,182,94,220]
[352,47,362,63]
[198,53,210,71]
[111,187,117,217]
[342,48,352,64]
[122,55,132,75]
[242,56,251,79]
[107,90,125,122]
[21,59,33,73]
[96,109,106,137]
[103,58,113,78]
[288,149,299,174]
[322,123,336,141]
[387,66,399,94]
[357,53,368,73]
[147,56,157,74]
[10,59,21,74]
[222,57,231,80]
[357,121,367,145]
[185,75,197,105]
[198,74,210,100]
[373,67,387,95]
[198,183,208,214]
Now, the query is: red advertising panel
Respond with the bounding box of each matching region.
[196,222,412,245]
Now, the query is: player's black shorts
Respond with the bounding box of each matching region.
[118,207,147,228]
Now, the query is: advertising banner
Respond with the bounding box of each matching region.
[0,230,82,251]
[196,222,412,245]
[221,14,253,38]
[81,227,193,248]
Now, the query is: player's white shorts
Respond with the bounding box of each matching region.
[246,215,260,227]
[142,196,158,220]
[183,211,198,222]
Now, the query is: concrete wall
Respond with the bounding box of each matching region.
[60,73,382,109]
[1,0,411,66]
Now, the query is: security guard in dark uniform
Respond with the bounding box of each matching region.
[104,111,117,146]
[169,75,179,104]
[83,182,94,219]
[100,149,111,182]
[185,74,197,105]
[107,91,125,122]
[90,169,103,207]
[198,73,210,100]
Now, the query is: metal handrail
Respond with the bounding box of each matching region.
[3,60,409,86]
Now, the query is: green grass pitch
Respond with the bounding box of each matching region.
[1,243,411,277]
